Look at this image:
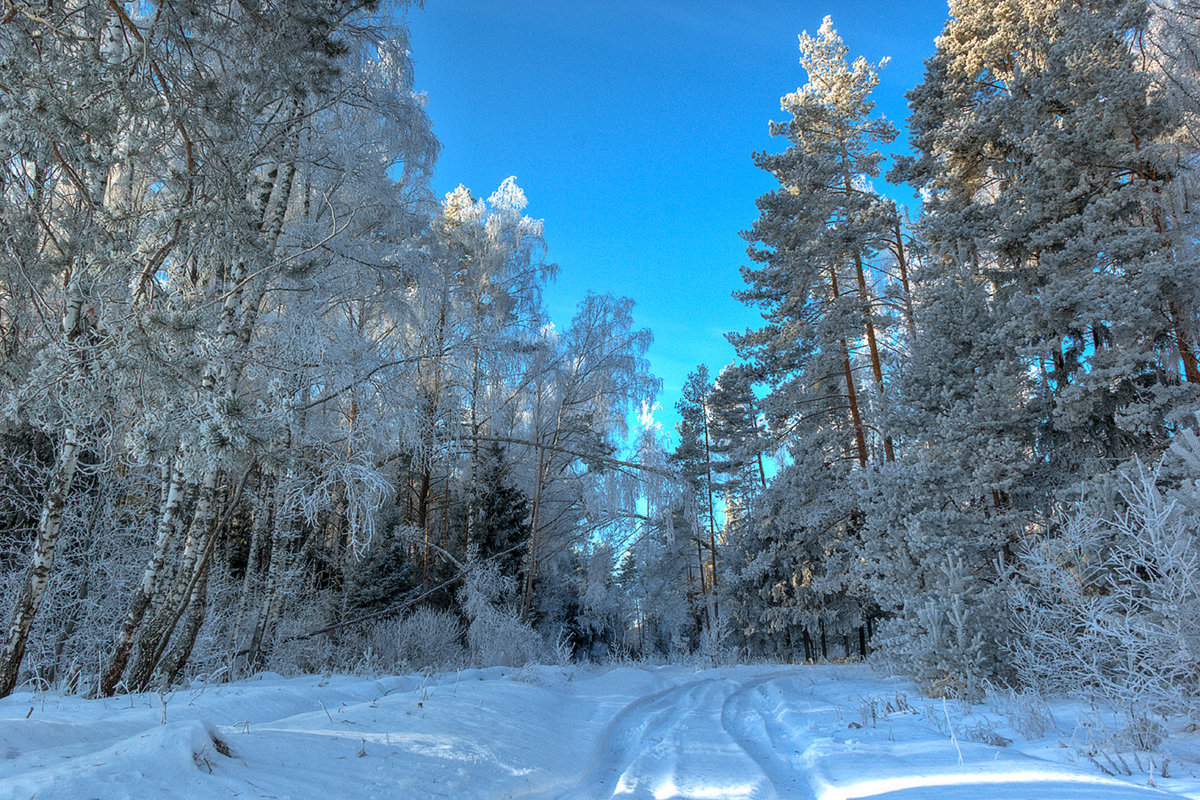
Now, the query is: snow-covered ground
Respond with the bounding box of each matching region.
[1,663,1196,799]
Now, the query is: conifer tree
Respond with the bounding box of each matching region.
[730,19,898,658]
[473,443,531,583]
[672,366,719,621]
[707,363,769,516]
[867,0,1200,692]
[734,18,898,470]
[343,533,416,615]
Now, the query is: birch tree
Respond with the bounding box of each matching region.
[84,0,435,695]
[0,0,172,697]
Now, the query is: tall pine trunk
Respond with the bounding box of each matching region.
[851,250,893,462]
[829,266,869,467]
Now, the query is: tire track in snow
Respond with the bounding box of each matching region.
[526,675,779,800]
[720,674,826,800]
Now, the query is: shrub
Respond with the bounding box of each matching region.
[394,606,465,671]
[1007,461,1200,744]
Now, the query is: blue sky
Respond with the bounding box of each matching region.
[404,1,950,440]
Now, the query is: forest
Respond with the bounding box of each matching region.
[1,0,1199,756]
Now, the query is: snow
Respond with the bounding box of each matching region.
[1,664,1196,800]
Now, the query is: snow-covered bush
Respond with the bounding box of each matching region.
[872,555,1012,700]
[982,683,1056,740]
[262,594,341,677]
[2,463,157,693]
[469,607,545,668]
[460,564,546,667]
[394,607,465,671]
[1007,460,1200,741]
[166,575,242,685]
[568,543,623,660]
[695,611,734,667]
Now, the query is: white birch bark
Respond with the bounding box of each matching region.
[246,484,295,670]
[160,560,209,687]
[99,463,187,695]
[125,470,217,692]
[0,262,92,698]
[230,487,271,658]
[0,426,81,697]
[111,106,300,688]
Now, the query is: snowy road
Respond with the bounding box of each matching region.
[1,664,1193,799]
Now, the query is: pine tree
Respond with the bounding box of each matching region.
[473,443,531,583]
[734,17,899,470]
[866,0,1200,692]
[730,19,898,660]
[707,363,770,517]
[343,533,416,615]
[672,365,719,622]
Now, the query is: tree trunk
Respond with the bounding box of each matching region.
[418,468,431,586]
[852,251,894,462]
[45,560,89,688]
[889,219,917,339]
[230,483,270,659]
[1169,300,1200,383]
[0,277,91,698]
[100,463,187,695]
[841,347,869,468]
[522,444,549,622]
[246,489,294,671]
[700,403,719,620]
[829,266,869,467]
[688,566,701,636]
[160,560,209,687]
[0,427,81,698]
[125,471,218,692]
